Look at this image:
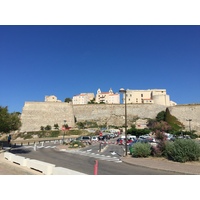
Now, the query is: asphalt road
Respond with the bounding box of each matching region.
[9,143,181,175]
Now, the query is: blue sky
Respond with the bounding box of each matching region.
[0,25,200,113]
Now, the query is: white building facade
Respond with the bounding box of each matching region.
[122,89,176,106]
[45,95,61,102]
[72,93,95,104]
[95,88,120,104]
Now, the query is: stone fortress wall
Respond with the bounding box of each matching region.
[20,102,75,132]
[168,104,200,133]
[20,102,200,134]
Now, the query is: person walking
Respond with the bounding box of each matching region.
[7,134,11,146]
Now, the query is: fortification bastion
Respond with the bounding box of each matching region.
[20,102,75,132]
[20,102,200,134]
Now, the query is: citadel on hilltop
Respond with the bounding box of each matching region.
[22,88,200,134]
[71,88,176,106]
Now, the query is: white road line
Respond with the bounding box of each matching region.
[60,149,121,163]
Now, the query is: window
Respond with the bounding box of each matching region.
[141,94,143,97]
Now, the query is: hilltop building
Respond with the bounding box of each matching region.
[95,88,120,104]
[72,93,95,104]
[45,95,61,102]
[121,89,176,106]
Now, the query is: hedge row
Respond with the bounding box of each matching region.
[130,139,200,163]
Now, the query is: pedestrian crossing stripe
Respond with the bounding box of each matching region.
[61,149,122,163]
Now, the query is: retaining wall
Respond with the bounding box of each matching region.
[20,102,200,134]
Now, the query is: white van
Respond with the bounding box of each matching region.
[127,135,137,140]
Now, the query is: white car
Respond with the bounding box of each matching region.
[91,136,98,141]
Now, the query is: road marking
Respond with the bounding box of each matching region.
[61,149,122,163]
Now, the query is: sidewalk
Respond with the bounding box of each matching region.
[0,149,42,175]
[121,155,200,175]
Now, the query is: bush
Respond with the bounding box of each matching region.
[151,145,163,157]
[50,131,60,137]
[151,140,167,157]
[164,139,200,163]
[69,140,86,148]
[131,142,151,158]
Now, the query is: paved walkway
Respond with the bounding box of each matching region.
[1,146,200,175]
[121,155,200,175]
[0,150,41,175]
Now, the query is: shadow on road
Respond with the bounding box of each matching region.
[1,140,32,154]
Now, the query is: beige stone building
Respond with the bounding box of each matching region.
[122,89,176,106]
[45,95,61,102]
[72,93,95,104]
[95,88,120,104]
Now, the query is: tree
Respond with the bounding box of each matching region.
[76,122,85,129]
[0,106,21,133]
[45,125,52,130]
[148,120,172,132]
[127,125,151,138]
[165,108,184,132]
[156,111,166,122]
[88,98,97,104]
[54,123,59,130]
[147,109,184,133]
[64,98,72,103]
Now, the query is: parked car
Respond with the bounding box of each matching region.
[178,135,191,139]
[139,135,155,142]
[76,136,91,142]
[108,133,114,138]
[127,135,137,140]
[91,136,98,141]
[98,134,110,141]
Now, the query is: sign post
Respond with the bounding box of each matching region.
[62,126,66,144]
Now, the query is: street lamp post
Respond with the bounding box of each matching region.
[119,88,128,156]
[63,120,67,144]
[186,119,192,132]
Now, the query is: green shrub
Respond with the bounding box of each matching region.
[131,142,151,158]
[69,140,85,148]
[50,131,60,137]
[23,133,33,139]
[164,139,200,163]
[151,140,167,157]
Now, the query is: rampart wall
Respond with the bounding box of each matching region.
[20,102,75,132]
[73,104,167,125]
[20,102,200,134]
[168,104,200,133]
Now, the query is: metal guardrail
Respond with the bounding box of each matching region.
[11,136,77,146]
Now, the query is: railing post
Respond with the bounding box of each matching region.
[99,142,101,152]
[34,143,37,151]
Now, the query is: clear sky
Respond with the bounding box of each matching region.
[0,25,200,113]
